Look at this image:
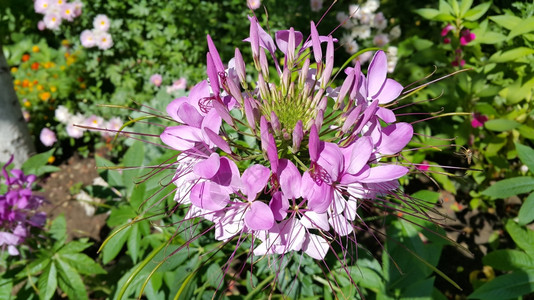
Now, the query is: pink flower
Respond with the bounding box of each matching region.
[460,29,476,45]
[417,160,430,171]
[441,24,454,36]
[34,0,50,14]
[247,0,261,10]
[43,12,61,30]
[39,128,56,146]
[37,21,46,31]
[443,37,451,44]
[95,31,113,50]
[80,29,96,48]
[93,14,110,32]
[471,113,488,128]
[150,74,163,87]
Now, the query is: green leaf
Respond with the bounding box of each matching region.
[127,223,141,263]
[490,15,523,30]
[519,193,534,225]
[57,239,92,254]
[468,269,534,299]
[38,262,57,300]
[483,249,534,271]
[348,265,384,291]
[414,8,440,19]
[95,155,122,188]
[459,0,473,18]
[506,220,534,256]
[463,2,491,21]
[56,258,88,300]
[439,0,454,15]
[49,214,67,244]
[489,47,534,63]
[519,125,534,140]
[206,263,224,288]
[21,149,55,177]
[473,31,507,44]
[484,119,520,131]
[509,17,534,39]
[59,253,106,275]
[449,0,460,16]
[122,141,145,197]
[482,177,534,198]
[102,225,131,264]
[516,143,534,173]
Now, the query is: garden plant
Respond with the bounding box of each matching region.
[1,0,534,299]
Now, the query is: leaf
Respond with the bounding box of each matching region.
[57,239,92,254]
[506,220,534,256]
[472,31,507,45]
[483,249,534,271]
[439,0,454,15]
[122,141,145,197]
[59,253,106,275]
[516,143,534,173]
[38,262,57,300]
[414,8,440,19]
[49,214,67,244]
[102,225,131,264]
[127,223,141,263]
[206,263,224,288]
[489,15,523,30]
[95,155,122,188]
[519,193,534,225]
[508,17,534,39]
[519,125,534,140]
[463,2,491,21]
[468,269,534,299]
[21,149,56,177]
[55,258,88,300]
[484,119,520,131]
[482,177,534,199]
[348,265,384,291]
[489,47,534,63]
[459,0,473,18]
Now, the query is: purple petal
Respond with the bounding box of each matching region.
[367,51,388,98]
[336,68,355,105]
[341,105,363,133]
[201,109,222,136]
[207,34,225,73]
[206,52,220,96]
[244,97,257,130]
[177,102,203,128]
[310,21,322,63]
[166,97,188,122]
[278,158,302,200]
[203,127,232,154]
[211,100,234,126]
[275,29,303,55]
[190,181,229,211]
[377,78,403,104]
[269,191,289,221]
[193,152,220,179]
[345,136,373,175]
[160,126,201,151]
[317,142,344,181]
[242,164,270,200]
[376,107,396,123]
[188,80,210,113]
[329,213,353,236]
[377,122,413,155]
[248,17,260,58]
[292,120,303,152]
[234,48,246,83]
[267,133,279,173]
[245,201,275,230]
[360,165,409,183]
[303,234,329,260]
[301,171,333,213]
[309,124,319,162]
[260,116,269,153]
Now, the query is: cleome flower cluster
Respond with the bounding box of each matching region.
[160,17,413,260]
[0,157,46,256]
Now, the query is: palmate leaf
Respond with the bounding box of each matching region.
[55,258,88,300]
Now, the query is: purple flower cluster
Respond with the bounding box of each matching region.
[160,18,413,260]
[0,157,46,256]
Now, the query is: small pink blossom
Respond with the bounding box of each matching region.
[95,31,113,50]
[310,0,323,12]
[443,37,451,44]
[93,14,110,32]
[43,12,61,30]
[150,74,163,87]
[34,0,50,14]
[471,113,488,128]
[441,24,454,36]
[416,160,430,171]
[247,0,261,10]
[39,128,57,147]
[460,29,476,45]
[80,30,96,48]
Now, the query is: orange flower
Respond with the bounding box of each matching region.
[31,62,39,70]
[32,45,40,53]
[39,92,51,101]
[22,54,30,62]
[22,79,30,88]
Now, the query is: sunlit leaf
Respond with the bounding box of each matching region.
[482,177,534,199]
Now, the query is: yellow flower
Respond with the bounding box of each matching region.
[61,39,69,46]
[80,83,86,89]
[11,67,18,73]
[39,92,51,101]
[24,100,31,107]
[50,86,57,92]
[60,65,66,71]
[37,85,43,91]
[47,156,56,164]
[32,45,40,53]
[14,79,20,85]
